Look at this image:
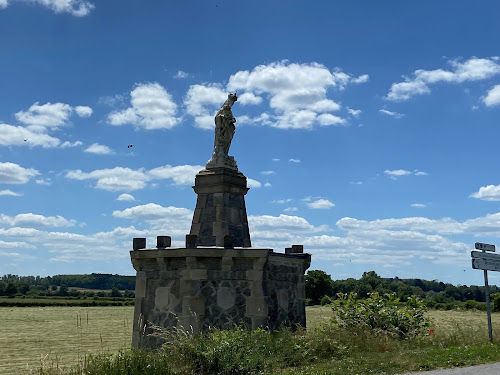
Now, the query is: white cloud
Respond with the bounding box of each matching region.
[66,167,148,192]
[483,85,500,107]
[0,162,39,184]
[387,57,500,101]
[471,184,500,201]
[288,158,301,163]
[379,109,405,119]
[411,203,427,208]
[238,92,263,106]
[184,84,228,130]
[264,182,272,188]
[347,108,361,118]
[284,207,298,212]
[273,198,293,204]
[225,61,366,129]
[148,164,203,185]
[307,198,335,209]
[384,169,412,178]
[74,106,92,117]
[174,70,189,79]
[0,213,76,228]
[0,189,22,196]
[260,170,276,175]
[350,181,363,185]
[0,0,94,16]
[16,102,73,131]
[117,193,135,201]
[60,140,82,148]
[414,170,428,176]
[35,178,51,185]
[351,74,369,84]
[84,143,115,155]
[108,83,179,130]
[0,123,61,148]
[317,113,346,126]
[247,178,262,188]
[66,164,204,192]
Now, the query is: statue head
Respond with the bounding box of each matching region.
[228,92,237,103]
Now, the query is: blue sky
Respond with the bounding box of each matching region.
[1,0,500,285]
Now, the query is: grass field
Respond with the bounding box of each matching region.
[1,306,500,374]
[0,306,133,375]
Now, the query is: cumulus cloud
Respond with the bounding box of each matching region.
[307,198,335,209]
[347,108,361,118]
[117,193,135,201]
[84,143,115,155]
[483,85,500,107]
[471,184,500,201]
[387,57,500,101]
[108,83,179,130]
[247,178,262,188]
[185,61,365,130]
[184,84,228,129]
[74,106,92,117]
[0,0,94,16]
[0,213,76,228]
[15,102,91,132]
[66,164,203,192]
[0,189,22,196]
[0,162,39,184]
[148,164,203,185]
[0,123,61,148]
[379,109,405,119]
[60,140,82,148]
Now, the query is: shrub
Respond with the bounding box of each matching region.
[165,324,304,375]
[331,292,430,339]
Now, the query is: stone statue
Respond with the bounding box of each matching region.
[206,93,238,170]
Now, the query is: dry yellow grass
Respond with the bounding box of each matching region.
[1,305,500,375]
[0,306,133,375]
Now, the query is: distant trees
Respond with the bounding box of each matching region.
[305,269,496,309]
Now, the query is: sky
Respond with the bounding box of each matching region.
[0,0,500,286]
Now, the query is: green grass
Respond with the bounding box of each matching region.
[3,306,500,375]
[0,306,133,374]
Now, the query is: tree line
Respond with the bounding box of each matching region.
[305,270,498,310]
[0,273,135,298]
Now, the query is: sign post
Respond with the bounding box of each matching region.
[471,242,496,343]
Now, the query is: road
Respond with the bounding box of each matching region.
[400,362,500,375]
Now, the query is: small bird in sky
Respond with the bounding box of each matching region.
[127,144,133,148]
[24,139,27,142]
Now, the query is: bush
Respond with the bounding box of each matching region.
[320,295,332,306]
[165,324,304,375]
[331,292,430,339]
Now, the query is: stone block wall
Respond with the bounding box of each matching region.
[130,247,310,349]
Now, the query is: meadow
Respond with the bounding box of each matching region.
[1,306,500,374]
[0,306,132,375]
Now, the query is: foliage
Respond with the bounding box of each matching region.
[65,350,174,375]
[165,325,305,375]
[331,292,430,339]
[305,270,333,305]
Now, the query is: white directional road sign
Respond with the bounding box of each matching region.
[471,251,500,272]
[475,242,496,252]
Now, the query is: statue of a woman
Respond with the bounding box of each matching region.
[206,93,238,170]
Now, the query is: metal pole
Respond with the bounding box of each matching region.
[484,268,493,343]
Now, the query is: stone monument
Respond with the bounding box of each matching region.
[130,93,311,349]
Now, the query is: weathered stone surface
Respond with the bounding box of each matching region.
[130,247,310,349]
[190,168,251,247]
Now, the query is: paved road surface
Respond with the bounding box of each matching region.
[400,362,500,375]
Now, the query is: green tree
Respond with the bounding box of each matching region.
[5,283,17,296]
[305,270,332,305]
[110,287,122,297]
[59,284,69,296]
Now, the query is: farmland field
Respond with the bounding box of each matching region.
[0,306,133,375]
[1,306,500,374]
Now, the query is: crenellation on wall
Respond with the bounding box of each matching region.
[131,246,310,349]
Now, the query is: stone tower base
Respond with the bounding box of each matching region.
[130,247,311,349]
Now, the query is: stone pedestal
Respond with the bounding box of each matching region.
[190,168,251,247]
[130,247,311,349]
